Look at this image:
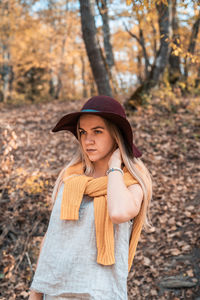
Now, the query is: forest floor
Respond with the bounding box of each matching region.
[0,96,199,300]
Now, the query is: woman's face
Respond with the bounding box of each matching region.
[79,114,116,164]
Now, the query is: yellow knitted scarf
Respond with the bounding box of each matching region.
[60,162,146,272]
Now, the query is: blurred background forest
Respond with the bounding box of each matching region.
[0,0,199,105]
[0,0,200,299]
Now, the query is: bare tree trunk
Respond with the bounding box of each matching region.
[96,0,114,69]
[48,0,57,98]
[168,0,181,84]
[0,0,14,102]
[48,0,69,99]
[89,72,96,95]
[151,20,157,62]
[71,59,76,96]
[54,77,62,100]
[125,0,172,108]
[49,41,57,97]
[79,0,112,96]
[137,53,143,84]
[81,55,87,98]
[195,67,200,88]
[95,0,119,94]
[124,22,150,80]
[150,0,172,82]
[55,29,68,99]
[2,47,13,101]
[184,11,200,80]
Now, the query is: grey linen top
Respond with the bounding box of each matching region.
[30,183,133,300]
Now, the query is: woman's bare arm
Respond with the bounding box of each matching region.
[107,149,143,224]
[107,172,143,224]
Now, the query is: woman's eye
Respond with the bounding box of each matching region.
[95,130,102,134]
[79,131,85,135]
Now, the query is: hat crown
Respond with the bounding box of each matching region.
[81,96,126,118]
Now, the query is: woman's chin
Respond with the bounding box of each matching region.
[86,152,98,161]
[88,157,98,162]
[87,155,100,163]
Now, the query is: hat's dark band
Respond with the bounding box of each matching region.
[81,109,100,112]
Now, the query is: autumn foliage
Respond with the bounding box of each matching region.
[0,0,199,103]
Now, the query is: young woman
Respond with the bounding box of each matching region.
[29,95,152,300]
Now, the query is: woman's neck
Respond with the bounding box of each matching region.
[91,161,108,178]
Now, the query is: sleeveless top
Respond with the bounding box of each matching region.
[30,183,134,300]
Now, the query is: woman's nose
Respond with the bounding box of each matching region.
[85,134,94,144]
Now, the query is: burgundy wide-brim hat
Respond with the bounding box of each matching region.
[52,95,142,158]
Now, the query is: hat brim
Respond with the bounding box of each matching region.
[52,111,142,158]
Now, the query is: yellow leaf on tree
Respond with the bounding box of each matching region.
[173,50,179,56]
[126,0,132,5]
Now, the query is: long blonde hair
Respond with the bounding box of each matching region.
[51,115,152,227]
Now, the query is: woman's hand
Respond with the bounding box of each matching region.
[108,148,122,169]
[28,290,43,300]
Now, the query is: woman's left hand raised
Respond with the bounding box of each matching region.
[108,148,122,169]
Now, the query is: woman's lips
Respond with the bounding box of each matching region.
[86,149,97,152]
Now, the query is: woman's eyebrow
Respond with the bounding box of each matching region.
[79,126,105,130]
